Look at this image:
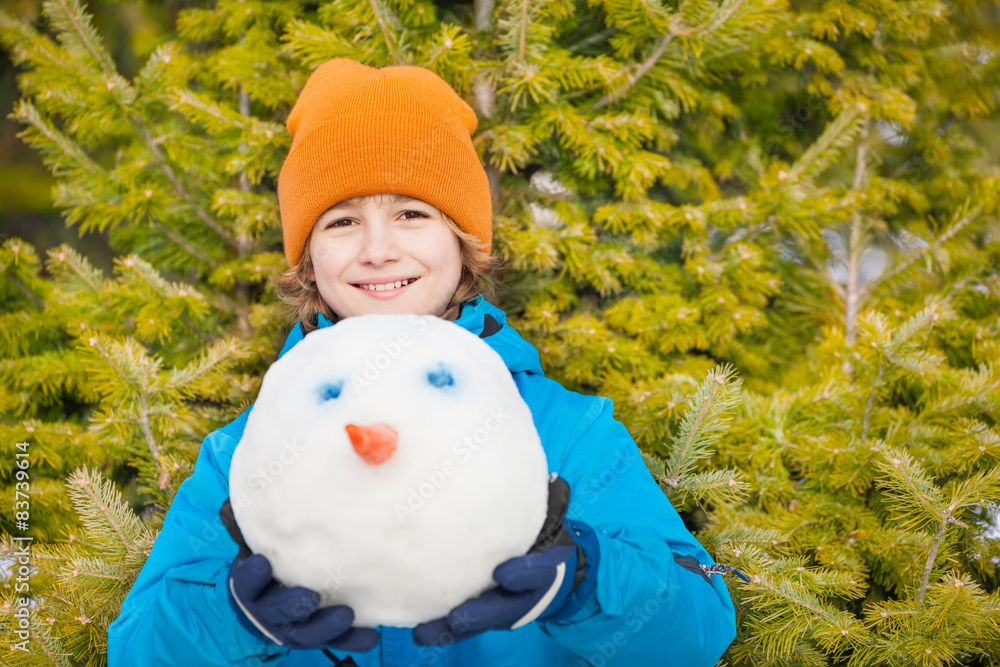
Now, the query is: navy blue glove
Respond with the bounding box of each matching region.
[220,500,379,652]
[413,475,597,646]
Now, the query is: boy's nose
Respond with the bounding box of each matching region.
[358,225,402,265]
[345,423,397,465]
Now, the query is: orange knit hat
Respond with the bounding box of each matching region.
[277,59,492,267]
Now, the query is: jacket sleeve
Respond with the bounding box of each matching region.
[536,394,737,666]
[107,408,290,667]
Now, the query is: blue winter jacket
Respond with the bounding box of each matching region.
[108,297,736,666]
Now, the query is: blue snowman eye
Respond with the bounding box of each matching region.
[317,381,343,402]
[427,365,454,388]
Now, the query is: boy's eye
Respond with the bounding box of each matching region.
[317,381,344,402]
[427,365,454,388]
[400,210,428,220]
[325,219,355,229]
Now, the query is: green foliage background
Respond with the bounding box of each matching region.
[0,0,999,664]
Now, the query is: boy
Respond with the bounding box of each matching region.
[108,58,737,666]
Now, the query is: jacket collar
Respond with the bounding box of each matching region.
[276,295,544,376]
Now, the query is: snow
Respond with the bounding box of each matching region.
[982,505,1000,553]
[530,171,570,195]
[876,120,908,147]
[969,504,1000,567]
[229,314,551,627]
[823,228,889,285]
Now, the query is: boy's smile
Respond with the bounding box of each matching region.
[307,194,463,320]
[350,276,420,296]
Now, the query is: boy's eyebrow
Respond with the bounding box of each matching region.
[327,194,422,211]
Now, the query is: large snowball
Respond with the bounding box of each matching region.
[229,314,550,627]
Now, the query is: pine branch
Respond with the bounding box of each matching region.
[0,9,39,63]
[875,448,946,532]
[136,393,164,468]
[740,570,871,651]
[945,467,1000,516]
[232,83,255,337]
[699,0,750,38]
[698,43,751,63]
[44,0,117,78]
[173,88,252,133]
[516,0,529,67]
[593,0,751,109]
[281,19,364,67]
[47,245,104,292]
[475,0,495,32]
[12,101,101,176]
[133,43,178,96]
[134,117,239,252]
[7,274,46,310]
[711,526,784,546]
[63,555,132,582]
[843,121,870,347]
[83,331,160,394]
[663,364,741,487]
[146,214,220,268]
[862,202,983,299]
[368,0,403,64]
[865,601,918,625]
[670,468,749,505]
[568,27,616,53]
[87,335,142,392]
[165,337,243,393]
[786,107,864,184]
[474,0,500,200]
[851,125,869,193]
[915,518,946,604]
[29,616,73,667]
[118,253,215,342]
[238,86,252,194]
[862,363,885,442]
[592,31,676,110]
[886,304,947,355]
[65,467,153,558]
[119,255,177,300]
[71,569,132,584]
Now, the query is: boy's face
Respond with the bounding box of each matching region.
[307,194,463,320]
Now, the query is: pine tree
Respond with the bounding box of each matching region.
[1,0,998,664]
[702,301,1000,665]
[2,468,156,666]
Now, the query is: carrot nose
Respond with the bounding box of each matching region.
[345,423,397,465]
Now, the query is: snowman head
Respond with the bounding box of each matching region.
[228,313,550,626]
[232,314,529,480]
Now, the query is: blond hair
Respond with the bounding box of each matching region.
[275,207,498,333]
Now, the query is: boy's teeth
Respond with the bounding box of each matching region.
[361,279,414,291]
